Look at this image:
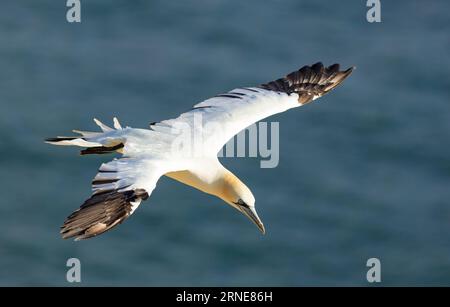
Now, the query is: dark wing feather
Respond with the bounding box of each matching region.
[261,62,354,104]
[61,189,148,240]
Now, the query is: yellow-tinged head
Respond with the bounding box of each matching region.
[217,171,265,234]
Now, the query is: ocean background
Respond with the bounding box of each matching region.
[0,0,449,286]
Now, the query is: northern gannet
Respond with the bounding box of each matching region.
[46,62,354,240]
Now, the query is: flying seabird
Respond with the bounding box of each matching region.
[46,62,354,240]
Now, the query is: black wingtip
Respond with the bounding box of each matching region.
[45,137,77,143]
[79,143,124,155]
[60,188,149,240]
[260,62,355,104]
[345,66,356,74]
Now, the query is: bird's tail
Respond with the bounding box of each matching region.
[45,117,126,155]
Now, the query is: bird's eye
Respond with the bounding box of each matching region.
[235,199,248,207]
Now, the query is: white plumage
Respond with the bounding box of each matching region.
[46,62,354,240]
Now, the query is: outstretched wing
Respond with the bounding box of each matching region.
[47,118,185,240]
[151,62,354,155]
[61,157,170,240]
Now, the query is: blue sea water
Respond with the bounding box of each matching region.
[0,0,449,286]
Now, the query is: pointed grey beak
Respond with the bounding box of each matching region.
[238,205,265,234]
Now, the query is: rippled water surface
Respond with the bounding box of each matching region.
[0,1,449,285]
